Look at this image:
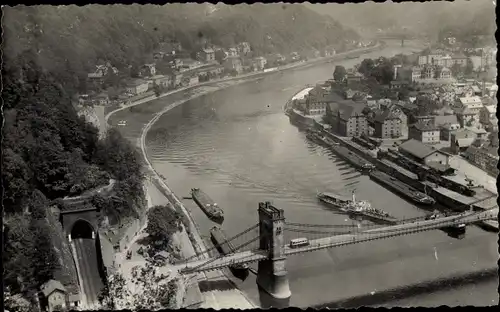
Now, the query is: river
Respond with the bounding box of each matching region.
[110,40,498,307]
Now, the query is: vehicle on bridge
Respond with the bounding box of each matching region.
[289,237,310,248]
[191,188,224,223]
[210,226,249,279]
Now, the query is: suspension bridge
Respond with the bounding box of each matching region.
[174,202,497,300]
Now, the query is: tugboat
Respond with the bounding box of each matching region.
[191,188,224,223]
[210,226,249,280]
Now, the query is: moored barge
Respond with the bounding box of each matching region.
[308,132,374,171]
[369,170,435,205]
[210,226,249,279]
[191,188,224,223]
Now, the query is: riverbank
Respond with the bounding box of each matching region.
[104,42,385,309]
[138,84,257,309]
[104,42,383,125]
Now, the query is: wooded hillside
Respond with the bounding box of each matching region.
[4,4,358,94]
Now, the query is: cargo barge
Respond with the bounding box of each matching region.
[308,132,374,171]
[210,226,249,280]
[191,188,224,223]
[476,220,499,233]
[369,170,435,206]
[317,191,398,224]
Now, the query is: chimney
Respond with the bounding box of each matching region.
[393,65,402,80]
[482,80,486,97]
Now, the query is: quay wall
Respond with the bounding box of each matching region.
[311,126,492,212]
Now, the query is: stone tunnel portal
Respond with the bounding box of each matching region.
[71,220,95,240]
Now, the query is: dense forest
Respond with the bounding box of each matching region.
[3,4,358,95]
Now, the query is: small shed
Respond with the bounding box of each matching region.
[40,280,68,312]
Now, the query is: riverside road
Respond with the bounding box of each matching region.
[109,40,498,307]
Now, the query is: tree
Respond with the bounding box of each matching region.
[214,49,226,64]
[101,267,180,310]
[333,65,347,82]
[30,219,59,285]
[130,64,140,78]
[465,58,474,75]
[358,58,375,76]
[450,63,462,78]
[398,87,410,101]
[145,205,182,245]
[3,215,37,294]
[372,61,394,85]
[27,190,49,219]
[153,82,161,97]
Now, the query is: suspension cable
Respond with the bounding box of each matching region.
[180,223,259,263]
[285,227,354,236]
[285,221,358,228]
[184,233,266,273]
[284,213,460,230]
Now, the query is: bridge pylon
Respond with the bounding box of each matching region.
[256,202,291,300]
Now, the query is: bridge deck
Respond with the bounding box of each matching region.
[178,209,497,273]
[176,250,268,273]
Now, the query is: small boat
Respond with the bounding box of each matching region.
[117,120,127,126]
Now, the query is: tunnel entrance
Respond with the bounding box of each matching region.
[71,220,94,239]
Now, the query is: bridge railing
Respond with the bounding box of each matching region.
[285,211,493,256]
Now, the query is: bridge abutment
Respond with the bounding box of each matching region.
[256,202,291,300]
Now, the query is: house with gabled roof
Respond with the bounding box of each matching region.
[450,128,478,155]
[398,139,451,168]
[40,280,69,312]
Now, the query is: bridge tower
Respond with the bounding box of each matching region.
[256,202,291,300]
